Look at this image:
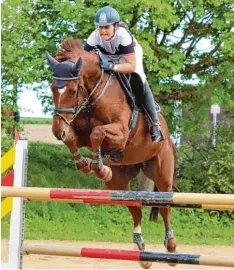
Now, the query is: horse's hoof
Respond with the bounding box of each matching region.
[139,261,152,269]
[80,165,93,174]
[80,166,93,174]
[168,262,177,267]
[133,243,152,269]
[96,165,112,182]
[102,166,112,181]
[166,238,176,253]
[167,253,177,267]
[167,239,177,267]
[77,158,93,174]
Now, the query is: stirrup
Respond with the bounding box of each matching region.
[150,124,164,142]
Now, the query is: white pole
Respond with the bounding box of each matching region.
[1,140,28,270]
[212,112,217,147]
[172,100,182,147]
[210,105,220,147]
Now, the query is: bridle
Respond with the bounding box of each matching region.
[53,69,113,127]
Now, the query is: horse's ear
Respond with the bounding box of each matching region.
[46,51,58,70]
[72,57,82,75]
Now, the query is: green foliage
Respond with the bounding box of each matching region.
[1,105,22,156]
[1,142,233,245]
[2,0,234,135]
[1,130,14,156]
[177,124,234,195]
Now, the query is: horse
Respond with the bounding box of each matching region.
[46,38,176,269]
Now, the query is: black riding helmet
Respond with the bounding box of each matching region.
[94,6,120,26]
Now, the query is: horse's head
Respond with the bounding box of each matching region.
[46,39,102,143]
[46,51,85,142]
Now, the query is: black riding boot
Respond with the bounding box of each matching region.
[143,81,164,142]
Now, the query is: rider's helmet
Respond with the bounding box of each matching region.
[94,6,120,26]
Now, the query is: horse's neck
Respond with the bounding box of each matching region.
[82,55,102,90]
[77,55,131,128]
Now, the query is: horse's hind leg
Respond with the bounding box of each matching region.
[105,165,152,269]
[142,142,177,253]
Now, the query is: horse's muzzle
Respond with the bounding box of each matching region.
[54,130,67,141]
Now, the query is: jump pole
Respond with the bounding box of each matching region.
[22,243,234,268]
[2,187,234,207]
[2,186,234,210]
[1,140,28,270]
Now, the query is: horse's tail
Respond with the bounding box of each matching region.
[172,141,178,189]
[149,185,160,221]
[149,139,177,222]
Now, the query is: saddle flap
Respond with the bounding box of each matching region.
[116,72,161,113]
[115,72,136,110]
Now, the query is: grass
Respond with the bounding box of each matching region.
[2,203,233,245]
[1,142,234,246]
[20,117,53,125]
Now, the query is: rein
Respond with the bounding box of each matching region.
[54,69,113,126]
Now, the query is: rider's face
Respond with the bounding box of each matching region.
[98,25,115,40]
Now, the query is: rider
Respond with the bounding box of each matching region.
[84,6,164,142]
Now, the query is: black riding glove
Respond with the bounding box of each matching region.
[100,60,115,72]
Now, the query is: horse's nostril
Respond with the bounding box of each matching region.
[61,130,66,141]
[55,133,62,140]
[54,130,66,141]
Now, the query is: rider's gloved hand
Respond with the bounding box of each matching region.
[100,60,115,72]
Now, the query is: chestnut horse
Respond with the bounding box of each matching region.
[47,39,176,268]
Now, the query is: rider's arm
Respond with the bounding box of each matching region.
[84,43,95,52]
[114,54,136,73]
[113,28,136,73]
[84,30,97,52]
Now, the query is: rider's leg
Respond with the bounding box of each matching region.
[134,44,164,142]
[142,81,164,142]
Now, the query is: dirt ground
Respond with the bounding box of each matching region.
[2,124,232,269]
[2,239,234,270]
[20,124,63,144]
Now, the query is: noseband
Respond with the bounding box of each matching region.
[54,69,113,126]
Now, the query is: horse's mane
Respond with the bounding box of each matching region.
[56,38,85,62]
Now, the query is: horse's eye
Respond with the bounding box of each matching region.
[70,89,76,96]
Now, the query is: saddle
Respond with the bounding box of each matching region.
[116,72,160,133]
[116,72,161,112]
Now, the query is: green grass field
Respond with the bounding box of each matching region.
[1,142,234,245]
[20,117,53,125]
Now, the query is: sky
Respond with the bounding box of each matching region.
[18,89,52,118]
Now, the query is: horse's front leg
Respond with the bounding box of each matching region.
[89,123,128,181]
[72,148,93,174]
[63,138,92,174]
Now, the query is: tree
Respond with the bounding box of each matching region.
[2,0,234,135]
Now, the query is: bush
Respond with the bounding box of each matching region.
[1,130,14,156]
[177,142,234,194]
[177,124,234,193]
[176,125,234,219]
[1,105,22,155]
